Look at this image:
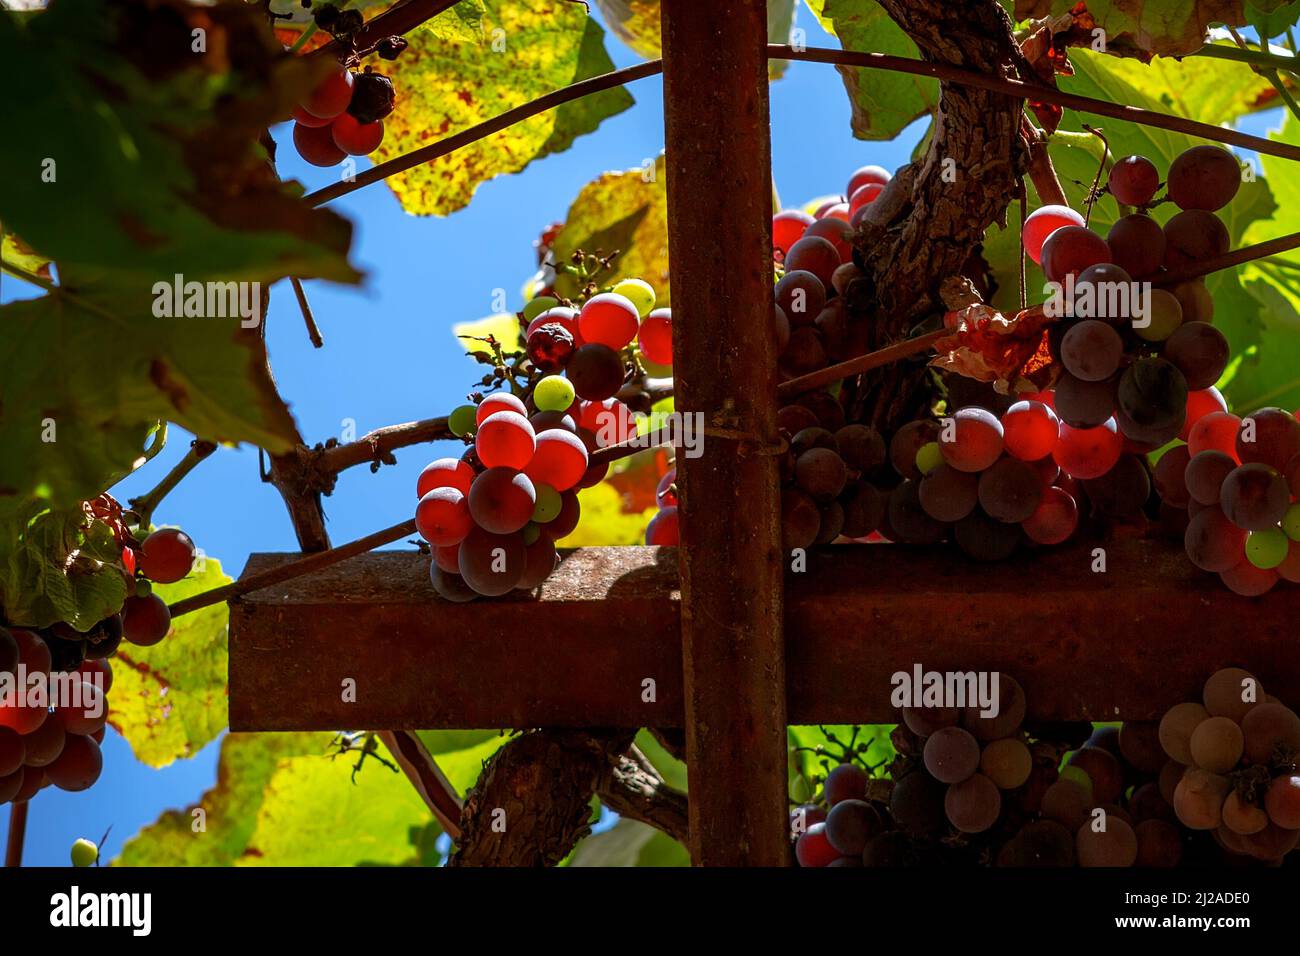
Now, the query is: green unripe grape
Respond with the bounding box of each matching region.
[71,839,98,868]
[522,522,542,546]
[1282,503,1300,542]
[448,405,478,437]
[532,483,562,523]
[534,375,576,412]
[612,278,656,317]
[522,296,559,322]
[1133,288,1183,342]
[790,774,813,805]
[915,441,944,476]
[1246,528,1288,569]
[1059,764,1094,799]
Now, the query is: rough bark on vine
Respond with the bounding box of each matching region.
[449,729,639,867]
[849,0,1029,433]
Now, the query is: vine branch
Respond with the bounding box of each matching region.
[167,520,416,618]
[129,438,217,528]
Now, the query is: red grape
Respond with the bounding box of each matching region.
[476,411,536,470]
[638,308,672,365]
[847,164,890,197]
[794,822,839,867]
[1106,213,1165,278]
[45,734,102,792]
[121,593,171,647]
[139,528,196,584]
[579,292,639,350]
[291,104,332,128]
[55,680,106,737]
[1164,210,1230,268]
[1107,155,1159,206]
[523,430,588,492]
[1001,400,1059,461]
[1023,204,1085,264]
[805,217,853,262]
[939,407,1004,473]
[824,763,869,805]
[1236,407,1300,470]
[646,507,679,545]
[1181,387,1228,440]
[293,121,345,167]
[1053,418,1123,479]
[1220,558,1278,596]
[1167,145,1241,212]
[1184,506,1246,572]
[468,467,536,534]
[476,392,527,424]
[415,487,473,547]
[784,236,840,287]
[1022,486,1078,545]
[849,182,884,214]
[1188,411,1241,460]
[526,322,575,373]
[300,68,354,120]
[457,527,527,596]
[1220,462,1290,530]
[22,717,65,768]
[330,113,383,157]
[773,210,813,256]
[566,344,625,401]
[417,458,475,498]
[1042,225,1111,283]
[526,307,582,345]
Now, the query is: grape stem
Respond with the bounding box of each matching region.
[1155,230,1300,286]
[167,517,417,618]
[4,799,26,867]
[777,329,948,401]
[290,277,324,349]
[312,0,461,62]
[1080,124,1111,227]
[127,438,218,529]
[304,60,665,207]
[1193,38,1300,79]
[1225,26,1300,127]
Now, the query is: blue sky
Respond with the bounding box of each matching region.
[3,8,1286,867]
[0,7,936,866]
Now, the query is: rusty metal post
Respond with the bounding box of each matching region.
[660,0,788,866]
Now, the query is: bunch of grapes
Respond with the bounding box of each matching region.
[291,66,394,167]
[770,165,891,381]
[775,404,888,551]
[1156,667,1300,862]
[0,525,195,807]
[793,676,1034,867]
[1029,146,1237,453]
[880,402,1086,559]
[421,277,670,596]
[1164,406,1300,594]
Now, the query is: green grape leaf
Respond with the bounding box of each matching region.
[114,732,333,866]
[374,0,634,216]
[802,0,939,140]
[0,0,360,517]
[570,818,689,866]
[0,283,300,517]
[108,556,233,769]
[550,156,670,304]
[1013,0,1251,56]
[236,749,433,866]
[0,503,130,630]
[1235,109,1300,412]
[1246,0,1300,38]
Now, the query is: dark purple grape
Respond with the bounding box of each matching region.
[1107,155,1159,206]
[566,344,625,401]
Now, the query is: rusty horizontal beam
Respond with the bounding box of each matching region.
[228,540,1300,731]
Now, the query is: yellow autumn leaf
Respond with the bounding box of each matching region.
[374,0,634,216]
